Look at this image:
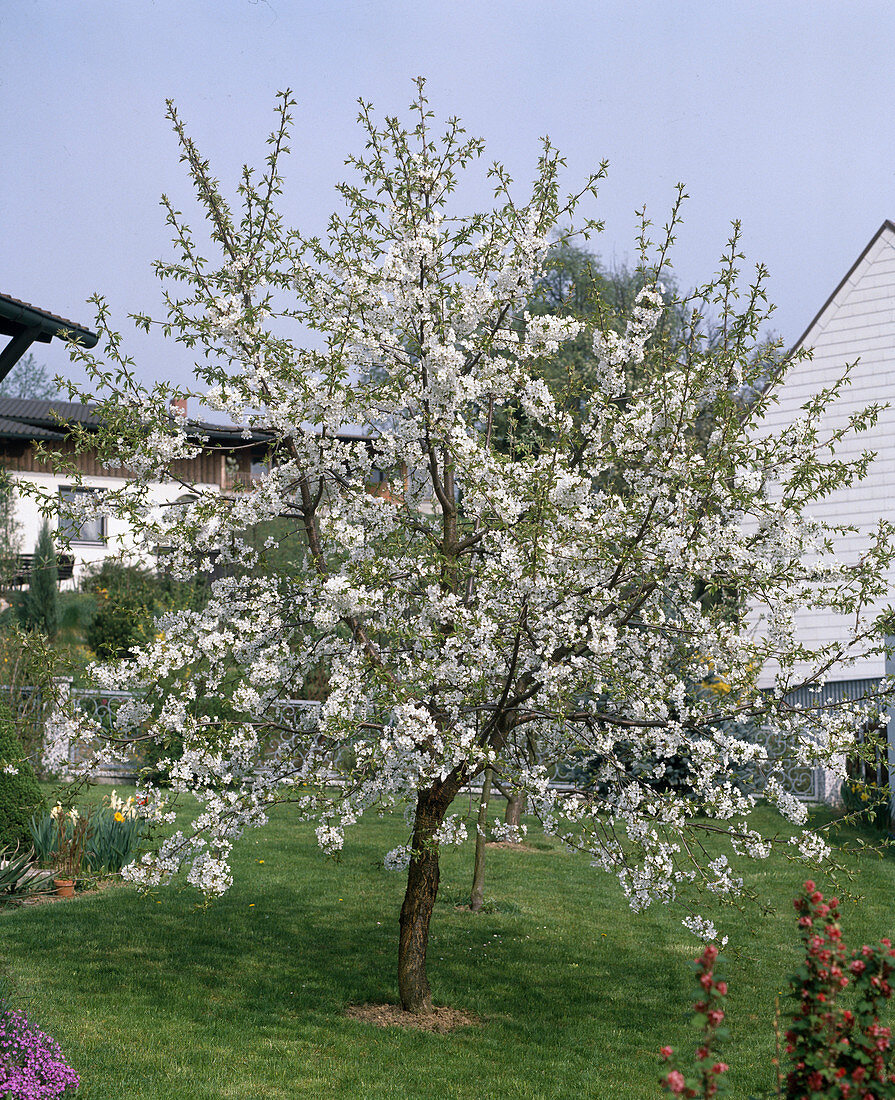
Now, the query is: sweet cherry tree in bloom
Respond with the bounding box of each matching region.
[49,84,895,1013]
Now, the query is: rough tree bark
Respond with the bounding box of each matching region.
[397,786,451,1013]
[504,790,525,828]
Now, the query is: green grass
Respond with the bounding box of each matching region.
[2,790,894,1098]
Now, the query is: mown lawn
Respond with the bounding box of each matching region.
[2,789,894,1098]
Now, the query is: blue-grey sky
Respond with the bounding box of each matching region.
[3,0,894,398]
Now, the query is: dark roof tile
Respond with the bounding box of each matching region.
[0,397,100,428]
[0,415,66,440]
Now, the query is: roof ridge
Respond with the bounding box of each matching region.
[792,219,895,351]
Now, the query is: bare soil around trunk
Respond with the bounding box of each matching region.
[345,1003,480,1032]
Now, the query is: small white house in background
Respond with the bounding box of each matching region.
[0,395,271,588]
[756,221,895,799]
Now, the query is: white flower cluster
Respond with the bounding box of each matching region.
[791,831,831,863]
[127,425,201,480]
[41,709,99,778]
[383,845,411,871]
[591,284,665,396]
[729,826,772,860]
[489,819,527,843]
[705,855,742,897]
[682,914,728,947]
[764,776,809,826]
[315,823,345,856]
[432,815,467,846]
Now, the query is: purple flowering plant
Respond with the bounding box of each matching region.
[0,1004,79,1099]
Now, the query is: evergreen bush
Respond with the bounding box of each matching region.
[82,559,206,659]
[0,703,45,849]
[16,523,58,638]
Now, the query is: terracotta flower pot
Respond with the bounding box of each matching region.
[53,879,75,898]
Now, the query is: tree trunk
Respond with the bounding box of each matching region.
[398,792,445,1013]
[504,790,526,828]
[469,767,493,912]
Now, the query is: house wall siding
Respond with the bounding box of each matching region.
[756,226,895,685]
[0,439,230,485]
[9,470,226,585]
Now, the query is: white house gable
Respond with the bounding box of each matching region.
[757,221,895,685]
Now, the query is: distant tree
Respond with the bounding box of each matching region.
[533,238,688,389]
[0,353,57,401]
[523,238,779,442]
[17,523,59,638]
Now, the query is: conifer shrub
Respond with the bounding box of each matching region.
[15,522,59,638]
[0,702,45,849]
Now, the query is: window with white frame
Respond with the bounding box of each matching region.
[58,487,106,544]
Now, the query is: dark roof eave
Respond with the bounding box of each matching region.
[0,295,98,349]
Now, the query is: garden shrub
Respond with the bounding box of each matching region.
[85,599,143,659]
[784,883,895,1096]
[82,559,209,660]
[82,561,159,659]
[841,758,890,831]
[838,719,891,831]
[659,882,895,1098]
[659,943,731,1097]
[0,702,45,849]
[567,739,698,797]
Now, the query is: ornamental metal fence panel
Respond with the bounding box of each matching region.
[63,691,330,782]
[2,683,44,761]
[25,678,890,802]
[742,724,823,803]
[745,678,885,804]
[67,688,144,780]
